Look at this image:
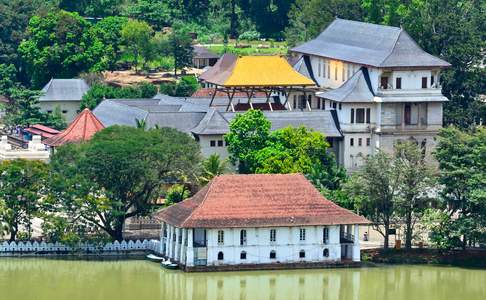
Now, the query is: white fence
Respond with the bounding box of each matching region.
[0,239,162,255]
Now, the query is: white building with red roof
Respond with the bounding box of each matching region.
[154,174,369,271]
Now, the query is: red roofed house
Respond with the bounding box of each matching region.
[43,108,105,147]
[154,174,369,271]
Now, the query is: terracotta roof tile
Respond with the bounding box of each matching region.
[154,174,370,228]
[43,108,105,147]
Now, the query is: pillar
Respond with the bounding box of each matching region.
[352,225,360,262]
[167,225,173,259]
[180,229,187,265]
[186,229,194,267]
[160,222,165,254]
[175,227,181,262]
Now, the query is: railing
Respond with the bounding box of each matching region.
[340,232,355,243]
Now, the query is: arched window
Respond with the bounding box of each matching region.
[269,250,276,259]
[217,251,224,260]
[323,248,329,257]
[299,250,306,258]
[240,251,247,260]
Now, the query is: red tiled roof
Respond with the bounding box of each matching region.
[43,108,105,147]
[154,174,370,228]
[192,88,267,98]
[24,124,60,138]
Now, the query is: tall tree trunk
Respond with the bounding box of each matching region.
[383,222,390,249]
[405,209,413,249]
[113,217,126,242]
[230,0,237,39]
[9,224,18,242]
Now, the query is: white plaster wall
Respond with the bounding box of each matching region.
[39,101,80,122]
[427,102,443,128]
[198,134,230,159]
[199,226,342,266]
[341,134,373,171]
[383,70,435,90]
[309,56,361,89]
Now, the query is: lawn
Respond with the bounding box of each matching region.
[206,41,288,56]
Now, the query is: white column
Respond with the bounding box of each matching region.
[352,225,360,262]
[175,227,181,262]
[166,225,172,259]
[180,229,187,265]
[186,229,194,267]
[160,222,165,254]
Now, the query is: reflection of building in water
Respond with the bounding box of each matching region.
[154,174,370,271]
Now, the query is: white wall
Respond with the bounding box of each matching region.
[201,226,342,266]
[39,101,80,123]
[198,134,230,159]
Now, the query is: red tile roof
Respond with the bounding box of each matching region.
[24,124,60,139]
[192,88,267,98]
[154,174,370,228]
[43,108,105,147]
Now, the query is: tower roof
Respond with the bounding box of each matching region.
[43,108,105,147]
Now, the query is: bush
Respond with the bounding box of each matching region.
[238,30,261,41]
[159,75,199,97]
[166,184,190,204]
[80,82,158,109]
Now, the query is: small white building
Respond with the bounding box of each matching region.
[153,174,369,271]
[39,79,90,122]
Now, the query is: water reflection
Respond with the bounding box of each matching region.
[0,259,485,300]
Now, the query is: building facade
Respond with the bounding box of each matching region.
[154,174,369,271]
[291,18,450,171]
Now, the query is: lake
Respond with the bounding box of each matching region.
[0,258,485,300]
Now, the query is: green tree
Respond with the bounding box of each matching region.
[59,0,124,17]
[284,0,364,46]
[168,30,194,76]
[435,126,486,249]
[394,141,436,249]
[344,151,401,249]
[18,10,105,88]
[125,0,175,30]
[3,87,44,127]
[199,154,230,185]
[49,126,201,241]
[225,109,271,173]
[0,159,48,241]
[121,19,154,73]
[165,184,191,204]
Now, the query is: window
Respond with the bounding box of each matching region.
[380,76,389,89]
[210,140,216,147]
[178,232,182,244]
[293,95,297,109]
[317,98,321,109]
[299,228,306,241]
[334,66,338,80]
[358,138,362,146]
[323,60,327,78]
[323,248,329,257]
[299,250,306,258]
[366,138,371,146]
[339,103,342,110]
[270,250,276,259]
[366,108,371,124]
[347,65,351,79]
[327,62,330,79]
[323,227,329,243]
[322,100,325,110]
[350,109,355,123]
[332,102,337,109]
[217,140,223,147]
[421,77,428,88]
[62,110,68,114]
[217,230,224,245]
[270,229,276,242]
[217,251,224,260]
[431,75,435,87]
[240,230,247,246]
[240,251,247,260]
[342,65,345,81]
[396,77,402,89]
[307,95,312,108]
[350,138,354,146]
[318,60,321,77]
[225,141,229,147]
[47,110,53,114]
[356,108,365,123]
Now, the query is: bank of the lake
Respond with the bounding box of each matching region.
[1,258,485,300]
[363,248,486,268]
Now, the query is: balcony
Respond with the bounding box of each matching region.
[340,232,354,244]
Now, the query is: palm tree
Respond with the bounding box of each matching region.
[199,154,230,185]
[135,118,147,130]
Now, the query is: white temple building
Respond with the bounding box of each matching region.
[154,174,369,271]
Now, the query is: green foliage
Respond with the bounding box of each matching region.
[238,30,261,41]
[59,0,123,17]
[125,0,176,30]
[89,16,128,70]
[168,30,194,76]
[0,159,48,241]
[3,87,44,126]
[199,154,230,185]
[284,0,365,46]
[159,76,199,97]
[49,126,201,241]
[165,184,191,204]
[225,109,271,173]
[0,64,17,93]
[18,10,106,88]
[121,19,154,73]
[434,126,486,248]
[80,82,158,110]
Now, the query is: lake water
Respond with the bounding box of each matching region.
[0,258,485,300]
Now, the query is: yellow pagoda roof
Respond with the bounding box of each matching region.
[200,55,315,87]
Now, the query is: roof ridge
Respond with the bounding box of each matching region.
[379,28,404,65]
[336,18,401,31]
[181,177,217,227]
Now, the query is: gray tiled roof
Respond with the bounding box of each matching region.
[93,100,148,127]
[291,18,450,68]
[145,112,207,133]
[191,109,230,135]
[39,79,90,102]
[316,68,374,102]
[193,45,220,59]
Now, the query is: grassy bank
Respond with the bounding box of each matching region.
[362,248,486,268]
[206,41,288,56]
